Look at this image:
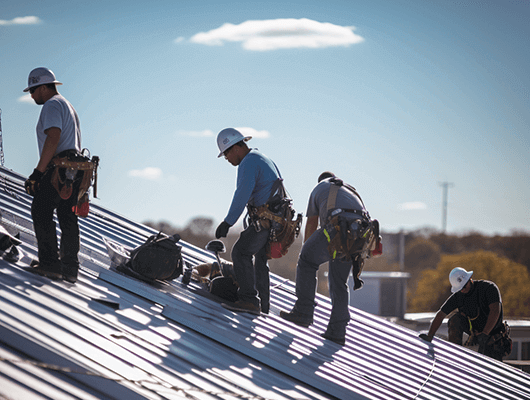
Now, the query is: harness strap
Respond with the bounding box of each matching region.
[326,183,340,216]
[325,178,369,224]
[323,228,337,259]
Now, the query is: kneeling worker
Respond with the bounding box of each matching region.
[420,267,510,361]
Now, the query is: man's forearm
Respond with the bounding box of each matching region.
[482,303,501,335]
[427,311,446,338]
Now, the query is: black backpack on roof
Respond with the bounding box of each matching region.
[120,232,184,282]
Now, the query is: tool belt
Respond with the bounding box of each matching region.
[322,179,381,290]
[323,178,381,260]
[465,321,512,357]
[48,149,100,217]
[323,214,378,291]
[490,322,512,357]
[324,213,376,259]
[248,201,302,259]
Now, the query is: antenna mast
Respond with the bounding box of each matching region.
[439,181,454,233]
[0,108,5,166]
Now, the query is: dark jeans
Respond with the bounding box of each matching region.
[448,313,504,361]
[293,228,353,338]
[231,224,270,312]
[31,171,80,274]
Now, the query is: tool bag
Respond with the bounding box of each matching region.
[125,232,184,282]
[49,149,99,217]
[210,269,239,302]
[323,178,382,290]
[183,260,239,302]
[490,321,513,357]
[248,178,302,259]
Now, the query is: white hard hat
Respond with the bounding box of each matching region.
[216,128,251,158]
[23,67,62,92]
[449,267,473,293]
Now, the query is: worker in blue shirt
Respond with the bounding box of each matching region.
[215,128,281,315]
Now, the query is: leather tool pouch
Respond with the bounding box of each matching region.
[49,149,99,217]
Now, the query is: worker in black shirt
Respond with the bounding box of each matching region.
[420,267,509,361]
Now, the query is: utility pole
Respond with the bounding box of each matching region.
[439,181,454,233]
[399,229,405,272]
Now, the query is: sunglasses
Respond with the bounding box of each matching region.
[223,145,235,159]
[29,85,42,94]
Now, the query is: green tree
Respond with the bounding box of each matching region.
[405,237,441,280]
[409,250,530,317]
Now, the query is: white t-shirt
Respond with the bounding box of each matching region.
[36,94,81,156]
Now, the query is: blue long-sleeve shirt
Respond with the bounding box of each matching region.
[225,149,280,225]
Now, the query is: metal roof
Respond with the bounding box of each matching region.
[1,165,529,400]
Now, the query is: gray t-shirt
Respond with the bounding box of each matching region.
[306,178,365,227]
[37,94,81,156]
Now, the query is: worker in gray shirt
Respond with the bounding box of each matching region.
[281,172,377,345]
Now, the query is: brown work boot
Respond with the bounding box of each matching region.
[222,300,260,315]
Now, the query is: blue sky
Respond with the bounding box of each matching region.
[1,0,528,235]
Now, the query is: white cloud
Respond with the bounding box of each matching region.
[397,202,427,211]
[174,36,185,44]
[0,16,42,26]
[235,127,270,138]
[128,167,163,181]
[188,18,364,51]
[18,94,35,104]
[179,129,215,137]
[179,127,270,139]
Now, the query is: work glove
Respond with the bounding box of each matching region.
[476,332,490,354]
[419,333,433,342]
[215,221,231,239]
[24,169,44,196]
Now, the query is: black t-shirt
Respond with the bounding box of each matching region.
[441,280,503,333]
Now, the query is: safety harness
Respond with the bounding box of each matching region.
[322,178,382,290]
[463,304,512,357]
[49,149,99,217]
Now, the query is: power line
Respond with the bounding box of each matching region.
[438,181,454,233]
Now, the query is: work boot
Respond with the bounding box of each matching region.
[279,310,313,327]
[62,264,79,283]
[321,332,346,346]
[222,300,261,315]
[31,263,63,280]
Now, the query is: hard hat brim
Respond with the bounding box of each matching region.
[217,136,252,158]
[23,81,62,92]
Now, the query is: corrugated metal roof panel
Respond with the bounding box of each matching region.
[1,165,529,400]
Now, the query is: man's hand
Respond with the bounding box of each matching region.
[215,221,231,239]
[24,169,44,196]
[476,332,490,353]
[419,333,433,342]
